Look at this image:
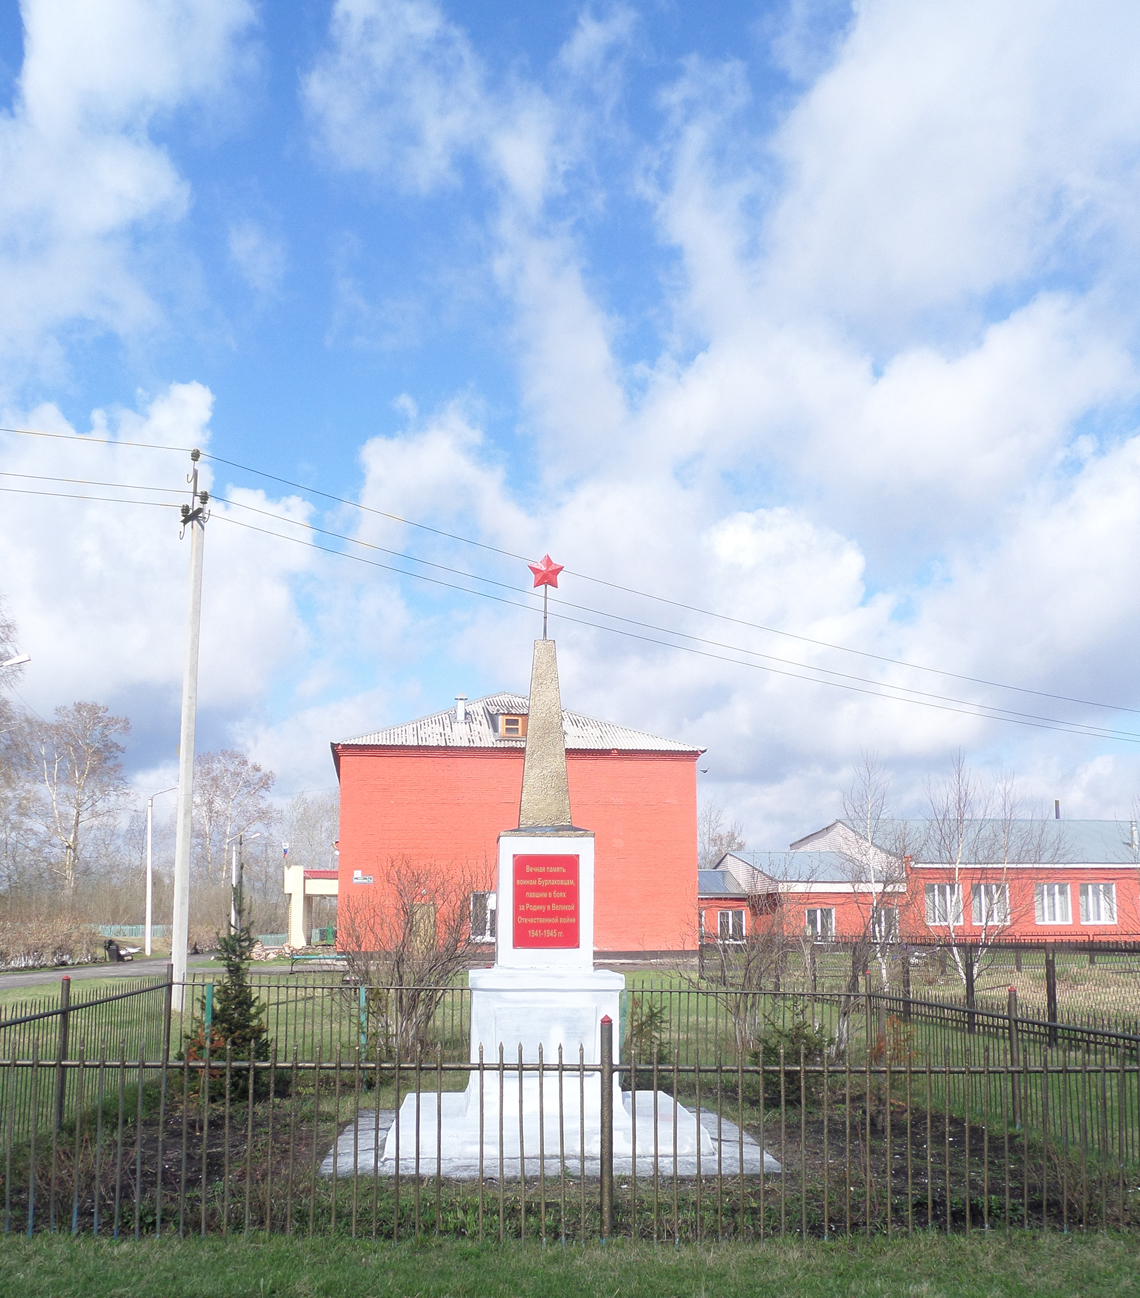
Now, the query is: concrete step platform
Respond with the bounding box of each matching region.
[320,1101,781,1179]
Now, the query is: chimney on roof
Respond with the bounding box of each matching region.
[455,694,467,724]
[1054,799,1061,820]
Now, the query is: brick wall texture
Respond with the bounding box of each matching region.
[335,746,699,954]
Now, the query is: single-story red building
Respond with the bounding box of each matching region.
[700,819,1140,944]
[331,692,704,958]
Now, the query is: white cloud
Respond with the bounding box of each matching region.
[7,1,1138,850]
[228,219,286,295]
[0,383,318,765]
[0,0,257,364]
[763,0,1140,332]
[304,0,486,193]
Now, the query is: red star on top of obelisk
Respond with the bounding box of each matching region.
[528,554,563,588]
[529,554,563,638]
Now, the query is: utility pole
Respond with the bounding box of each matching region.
[170,449,209,1011]
[145,786,176,956]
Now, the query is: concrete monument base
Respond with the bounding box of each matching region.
[321,1092,780,1179]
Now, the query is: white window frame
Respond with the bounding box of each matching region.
[1035,883,1071,925]
[804,907,835,940]
[971,883,1010,927]
[925,883,963,927]
[1079,882,1116,925]
[470,891,497,942]
[869,906,898,942]
[718,909,746,942]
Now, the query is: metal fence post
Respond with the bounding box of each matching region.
[53,976,70,1132]
[1007,987,1021,1129]
[600,1015,614,1240]
[964,948,976,1035]
[1045,947,1058,1045]
[162,963,174,1061]
[901,947,912,1022]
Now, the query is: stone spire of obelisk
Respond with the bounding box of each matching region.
[518,638,573,828]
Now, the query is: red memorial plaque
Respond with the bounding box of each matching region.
[513,854,580,949]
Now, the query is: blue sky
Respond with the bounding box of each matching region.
[3,0,1140,844]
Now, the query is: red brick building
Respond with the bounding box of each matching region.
[700,820,1140,944]
[332,692,703,958]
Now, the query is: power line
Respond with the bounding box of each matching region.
[3,421,1137,718]
[209,511,1140,745]
[0,485,180,508]
[5,475,1140,742]
[10,460,1140,729]
[0,424,191,453]
[199,450,1140,717]
[0,470,185,496]
[207,492,1140,736]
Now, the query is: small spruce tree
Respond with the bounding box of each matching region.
[182,879,271,1099]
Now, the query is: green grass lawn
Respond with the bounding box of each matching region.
[1,1231,1137,1297]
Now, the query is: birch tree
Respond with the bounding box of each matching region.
[16,702,129,898]
[923,753,1059,982]
[838,754,915,986]
[192,749,277,881]
[0,613,31,896]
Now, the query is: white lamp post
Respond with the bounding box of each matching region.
[1,654,30,669]
[146,787,177,956]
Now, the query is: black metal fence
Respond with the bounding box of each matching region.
[0,973,172,1065]
[0,1029,1136,1241]
[175,977,1140,1073]
[0,974,172,1142]
[2,973,1138,1240]
[700,939,1140,1039]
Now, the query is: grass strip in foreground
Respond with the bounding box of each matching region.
[2,1231,1140,1298]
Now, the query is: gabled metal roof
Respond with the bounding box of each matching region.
[751,849,866,884]
[814,819,1140,866]
[336,691,703,754]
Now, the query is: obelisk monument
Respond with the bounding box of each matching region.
[466,635,624,1067]
[367,566,746,1176]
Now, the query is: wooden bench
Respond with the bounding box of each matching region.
[289,951,355,978]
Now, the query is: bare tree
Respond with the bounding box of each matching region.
[339,855,492,1059]
[0,601,29,894]
[284,790,339,871]
[192,749,278,882]
[14,702,129,898]
[698,799,746,869]
[923,753,1059,982]
[837,753,915,987]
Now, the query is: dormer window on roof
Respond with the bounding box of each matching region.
[497,714,528,739]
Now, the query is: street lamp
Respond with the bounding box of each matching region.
[146,787,177,956]
[228,832,263,933]
[1,653,30,669]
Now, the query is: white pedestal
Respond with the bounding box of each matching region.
[468,966,623,1067]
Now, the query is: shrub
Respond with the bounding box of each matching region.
[746,1007,833,1108]
[0,916,102,970]
[621,994,674,1092]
